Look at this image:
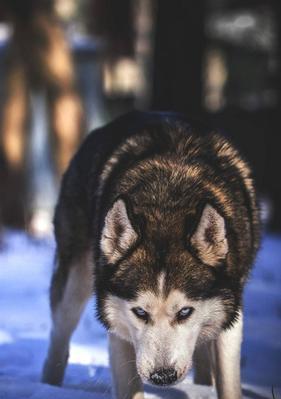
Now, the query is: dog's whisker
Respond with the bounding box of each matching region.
[119,359,137,369]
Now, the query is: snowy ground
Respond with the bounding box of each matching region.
[0,230,280,399]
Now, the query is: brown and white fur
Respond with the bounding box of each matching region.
[42,111,260,399]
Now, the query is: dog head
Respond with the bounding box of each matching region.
[98,198,236,386]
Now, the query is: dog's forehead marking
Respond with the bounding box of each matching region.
[157,272,166,297]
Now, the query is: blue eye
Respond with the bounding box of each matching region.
[176,307,194,321]
[131,307,149,322]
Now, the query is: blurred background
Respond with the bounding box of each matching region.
[0,0,280,236]
[0,2,281,398]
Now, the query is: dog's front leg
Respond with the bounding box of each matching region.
[109,333,144,399]
[214,310,243,399]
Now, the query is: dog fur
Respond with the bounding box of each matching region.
[42,111,260,399]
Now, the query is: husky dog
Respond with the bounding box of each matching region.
[42,111,260,399]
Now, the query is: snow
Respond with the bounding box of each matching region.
[0,230,280,398]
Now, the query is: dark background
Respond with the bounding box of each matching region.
[0,0,280,234]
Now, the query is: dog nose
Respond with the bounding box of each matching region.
[149,368,178,385]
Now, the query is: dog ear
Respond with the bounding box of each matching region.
[191,204,228,266]
[101,199,138,264]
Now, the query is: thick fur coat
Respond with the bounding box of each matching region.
[43,111,260,399]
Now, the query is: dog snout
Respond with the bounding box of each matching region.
[149,367,178,386]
